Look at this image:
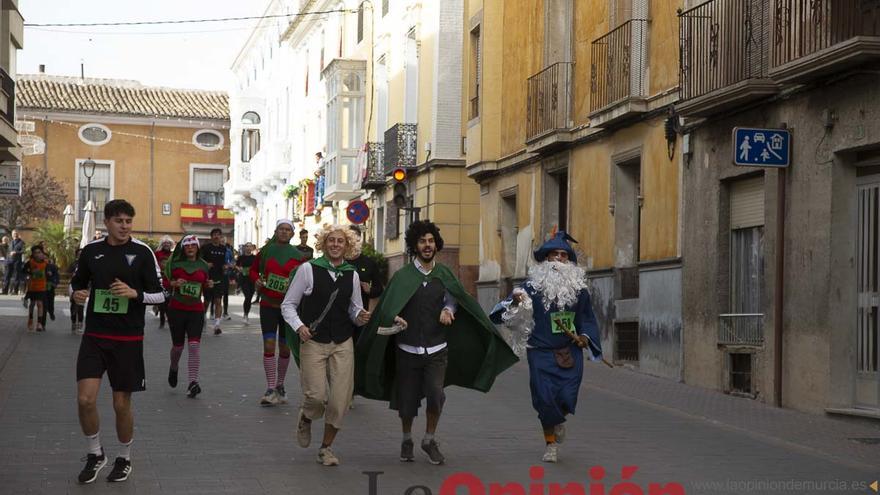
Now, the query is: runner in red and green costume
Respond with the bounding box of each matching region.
[249,219,306,406]
[163,235,213,398]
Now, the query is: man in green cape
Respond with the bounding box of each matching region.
[354,220,518,465]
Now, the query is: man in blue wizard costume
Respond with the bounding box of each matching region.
[491,231,602,463]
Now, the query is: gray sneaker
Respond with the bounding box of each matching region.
[296,412,311,448]
[421,439,445,465]
[554,423,566,444]
[542,443,559,463]
[400,439,414,462]
[317,446,339,466]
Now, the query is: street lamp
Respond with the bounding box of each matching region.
[82,158,96,210]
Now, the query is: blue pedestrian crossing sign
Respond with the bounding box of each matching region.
[733,127,791,168]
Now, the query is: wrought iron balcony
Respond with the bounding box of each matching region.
[361,142,386,190]
[590,19,649,125]
[770,0,880,82]
[677,0,778,117]
[383,123,417,174]
[526,62,573,143]
[718,313,764,346]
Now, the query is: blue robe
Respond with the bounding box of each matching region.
[492,285,601,428]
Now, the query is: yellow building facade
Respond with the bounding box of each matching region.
[17,75,231,240]
[353,0,481,291]
[465,0,684,378]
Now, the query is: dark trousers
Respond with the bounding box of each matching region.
[393,347,448,419]
[44,288,55,318]
[3,262,20,294]
[70,298,84,323]
[240,279,255,316]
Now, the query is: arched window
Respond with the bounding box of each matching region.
[241,111,261,125]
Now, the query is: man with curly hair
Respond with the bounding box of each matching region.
[281,224,370,466]
[489,231,603,463]
[355,220,518,465]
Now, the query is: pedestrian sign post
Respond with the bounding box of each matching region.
[346,200,370,225]
[733,127,791,168]
[0,162,22,198]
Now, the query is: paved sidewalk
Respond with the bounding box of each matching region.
[0,296,876,494]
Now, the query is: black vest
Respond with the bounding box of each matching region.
[397,278,448,348]
[299,265,355,344]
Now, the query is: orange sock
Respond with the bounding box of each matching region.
[544,432,556,444]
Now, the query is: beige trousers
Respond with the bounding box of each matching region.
[299,338,354,429]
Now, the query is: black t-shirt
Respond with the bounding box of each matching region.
[70,238,165,337]
[202,243,227,279]
[348,255,383,309]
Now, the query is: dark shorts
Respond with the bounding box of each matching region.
[208,277,228,297]
[168,308,204,346]
[393,347,448,419]
[26,290,46,301]
[76,335,146,392]
[260,306,287,343]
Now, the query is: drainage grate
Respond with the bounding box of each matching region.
[849,437,880,445]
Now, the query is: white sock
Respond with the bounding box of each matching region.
[119,439,133,460]
[86,432,102,456]
[423,433,434,444]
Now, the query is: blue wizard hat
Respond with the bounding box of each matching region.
[533,231,578,263]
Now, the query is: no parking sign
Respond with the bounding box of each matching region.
[346,200,370,224]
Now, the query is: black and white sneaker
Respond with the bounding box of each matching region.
[187,381,201,398]
[168,368,178,388]
[77,451,107,484]
[106,457,131,482]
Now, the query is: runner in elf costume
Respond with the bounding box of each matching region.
[354,220,518,465]
[490,231,603,463]
[249,219,306,406]
[163,235,213,398]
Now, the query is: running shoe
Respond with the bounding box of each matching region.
[421,439,445,465]
[275,385,288,404]
[554,424,566,444]
[223,314,232,321]
[77,450,107,484]
[243,314,249,325]
[400,439,414,462]
[168,368,178,388]
[49,311,55,321]
[260,389,278,407]
[542,443,559,463]
[106,457,131,482]
[317,447,339,466]
[297,412,311,448]
[187,381,201,398]
[213,326,222,335]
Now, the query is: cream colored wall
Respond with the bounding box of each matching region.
[22,118,229,237]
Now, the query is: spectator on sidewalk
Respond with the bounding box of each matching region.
[3,230,24,295]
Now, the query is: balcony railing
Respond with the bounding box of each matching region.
[383,123,417,174]
[0,67,14,126]
[679,0,771,101]
[526,62,573,142]
[718,313,764,346]
[771,0,880,69]
[361,142,386,190]
[590,19,648,112]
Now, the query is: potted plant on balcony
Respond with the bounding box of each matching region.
[283,184,300,200]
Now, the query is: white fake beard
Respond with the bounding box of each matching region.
[526,261,589,311]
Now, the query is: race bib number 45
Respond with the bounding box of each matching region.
[93,289,129,314]
[265,273,290,293]
[550,311,575,335]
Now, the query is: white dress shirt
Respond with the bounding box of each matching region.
[281,262,365,333]
[397,258,457,355]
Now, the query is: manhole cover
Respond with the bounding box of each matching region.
[849,437,880,445]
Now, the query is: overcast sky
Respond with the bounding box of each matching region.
[19,0,268,91]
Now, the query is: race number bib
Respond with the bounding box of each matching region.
[265,273,290,293]
[93,289,129,314]
[550,311,575,335]
[179,281,202,298]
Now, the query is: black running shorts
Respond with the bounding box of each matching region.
[76,335,146,392]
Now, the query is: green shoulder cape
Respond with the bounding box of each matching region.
[354,262,519,401]
[283,256,356,368]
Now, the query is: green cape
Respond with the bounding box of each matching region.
[283,256,357,367]
[353,262,519,402]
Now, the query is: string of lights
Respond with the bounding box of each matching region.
[20,113,230,131]
[23,9,355,28]
[19,117,233,161]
